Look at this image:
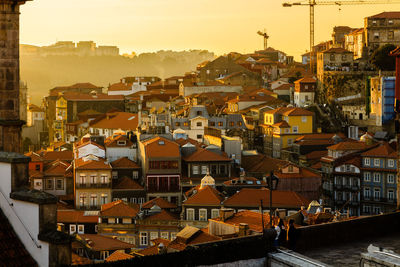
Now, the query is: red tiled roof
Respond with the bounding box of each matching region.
[276,165,321,179]
[108,82,132,92]
[77,234,134,251]
[27,103,43,112]
[101,200,139,217]
[142,197,177,209]
[264,106,314,116]
[110,157,140,169]
[89,112,138,131]
[168,227,221,251]
[145,210,179,221]
[294,77,316,84]
[272,121,290,128]
[105,134,134,148]
[174,138,204,148]
[25,151,43,162]
[57,210,98,224]
[321,47,352,54]
[61,92,123,101]
[368,11,400,19]
[142,136,180,158]
[42,151,73,162]
[74,157,111,170]
[44,160,71,176]
[303,150,328,160]
[105,251,134,262]
[112,177,144,190]
[361,142,396,158]
[223,188,310,209]
[183,148,231,162]
[75,140,105,151]
[184,186,224,206]
[241,154,287,174]
[72,252,94,265]
[135,245,159,256]
[273,84,293,91]
[327,141,371,151]
[211,210,270,233]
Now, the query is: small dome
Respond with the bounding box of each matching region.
[200,172,215,189]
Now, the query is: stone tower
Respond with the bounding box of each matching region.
[0,0,28,153]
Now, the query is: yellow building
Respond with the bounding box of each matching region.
[262,107,314,158]
[54,96,68,142]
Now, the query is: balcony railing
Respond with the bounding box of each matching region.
[76,183,111,189]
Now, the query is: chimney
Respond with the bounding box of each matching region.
[238,223,249,237]
[219,208,234,222]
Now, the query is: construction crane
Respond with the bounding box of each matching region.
[283,0,400,73]
[257,29,269,50]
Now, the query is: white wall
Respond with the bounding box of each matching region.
[106,147,137,162]
[0,163,50,267]
[77,144,105,159]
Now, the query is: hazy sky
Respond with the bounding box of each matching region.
[20,0,400,60]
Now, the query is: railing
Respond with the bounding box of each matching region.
[76,183,111,189]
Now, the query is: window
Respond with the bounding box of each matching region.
[175,122,180,127]
[341,54,347,61]
[364,188,370,199]
[209,121,215,127]
[238,121,242,127]
[199,209,207,221]
[196,122,202,127]
[301,116,307,122]
[161,232,169,239]
[374,32,379,39]
[35,164,40,171]
[229,121,234,127]
[218,122,223,127]
[186,209,194,221]
[330,54,335,61]
[211,209,219,219]
[46,179,53,190]
[138,198,145,204]
[373,206,381,214]
[364,158,370,166]
[184,122,189,127]
[192,165,199,175]
[90,175,97,185]
[140,232,148,246]
[292,126,298,133]
[150,232,158,242]
[388,190,395,201]
[90,194,97,207]
[374,159,380,167]
[373,173,381,183]
[101,175,108,184]
[201,165,208,174]
[69,225,76,234]
[112,171,118,179]
[197,134,202,139]
[388,19,393,24]
[388,174,395,184]
[79,175,86,184]
[388,31,394,40]
[130,198,137,204]
[133,171,139,179]
[101,194,108,205]
[388,159,395,168]
[211,165,217,175]
[77,225,84,234]
[79,194,87,207]
[287,139,293,146]
[373,188,381,200]
[196,111,203,116]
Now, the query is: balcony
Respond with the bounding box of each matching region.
[76,183,111,189]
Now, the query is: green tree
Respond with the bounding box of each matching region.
[371,44,396,71]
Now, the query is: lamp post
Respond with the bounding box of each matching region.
[267,171,279,226]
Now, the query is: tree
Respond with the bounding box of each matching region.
[371,44,396,71]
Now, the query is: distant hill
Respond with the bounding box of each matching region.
[20,49,215,104]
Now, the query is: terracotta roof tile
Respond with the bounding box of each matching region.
[44,160,71,176]
[142,197,177,209]
[108,82,132,92]
[361,142,396,158]
[42,151,73,162]
[89,112,138,131]
[211,210,270,233]
[223,188,310,209]
[184,186,224,206]
[135,245,159,256]
[72,252,94,265]
[183,148,231,162]
[264,106,314,116]
[77,234,134,251]
[110,157,140,169]
[112,177,144,190]
[327,141,372,151]
[241,154,287,174]
[105,134,134,148]
[25,151,43,162]
[144,210,179,221]
[294,77,316,84]
[142,136,180,158]
[105,251,134,262]
[61,92,123,101]
[75,156,111,170]
[101,200,139,217]
[276,165,321,179]
[57,210,99,224]
[368,11,400,19]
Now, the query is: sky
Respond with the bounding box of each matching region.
[20,0,400,60]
